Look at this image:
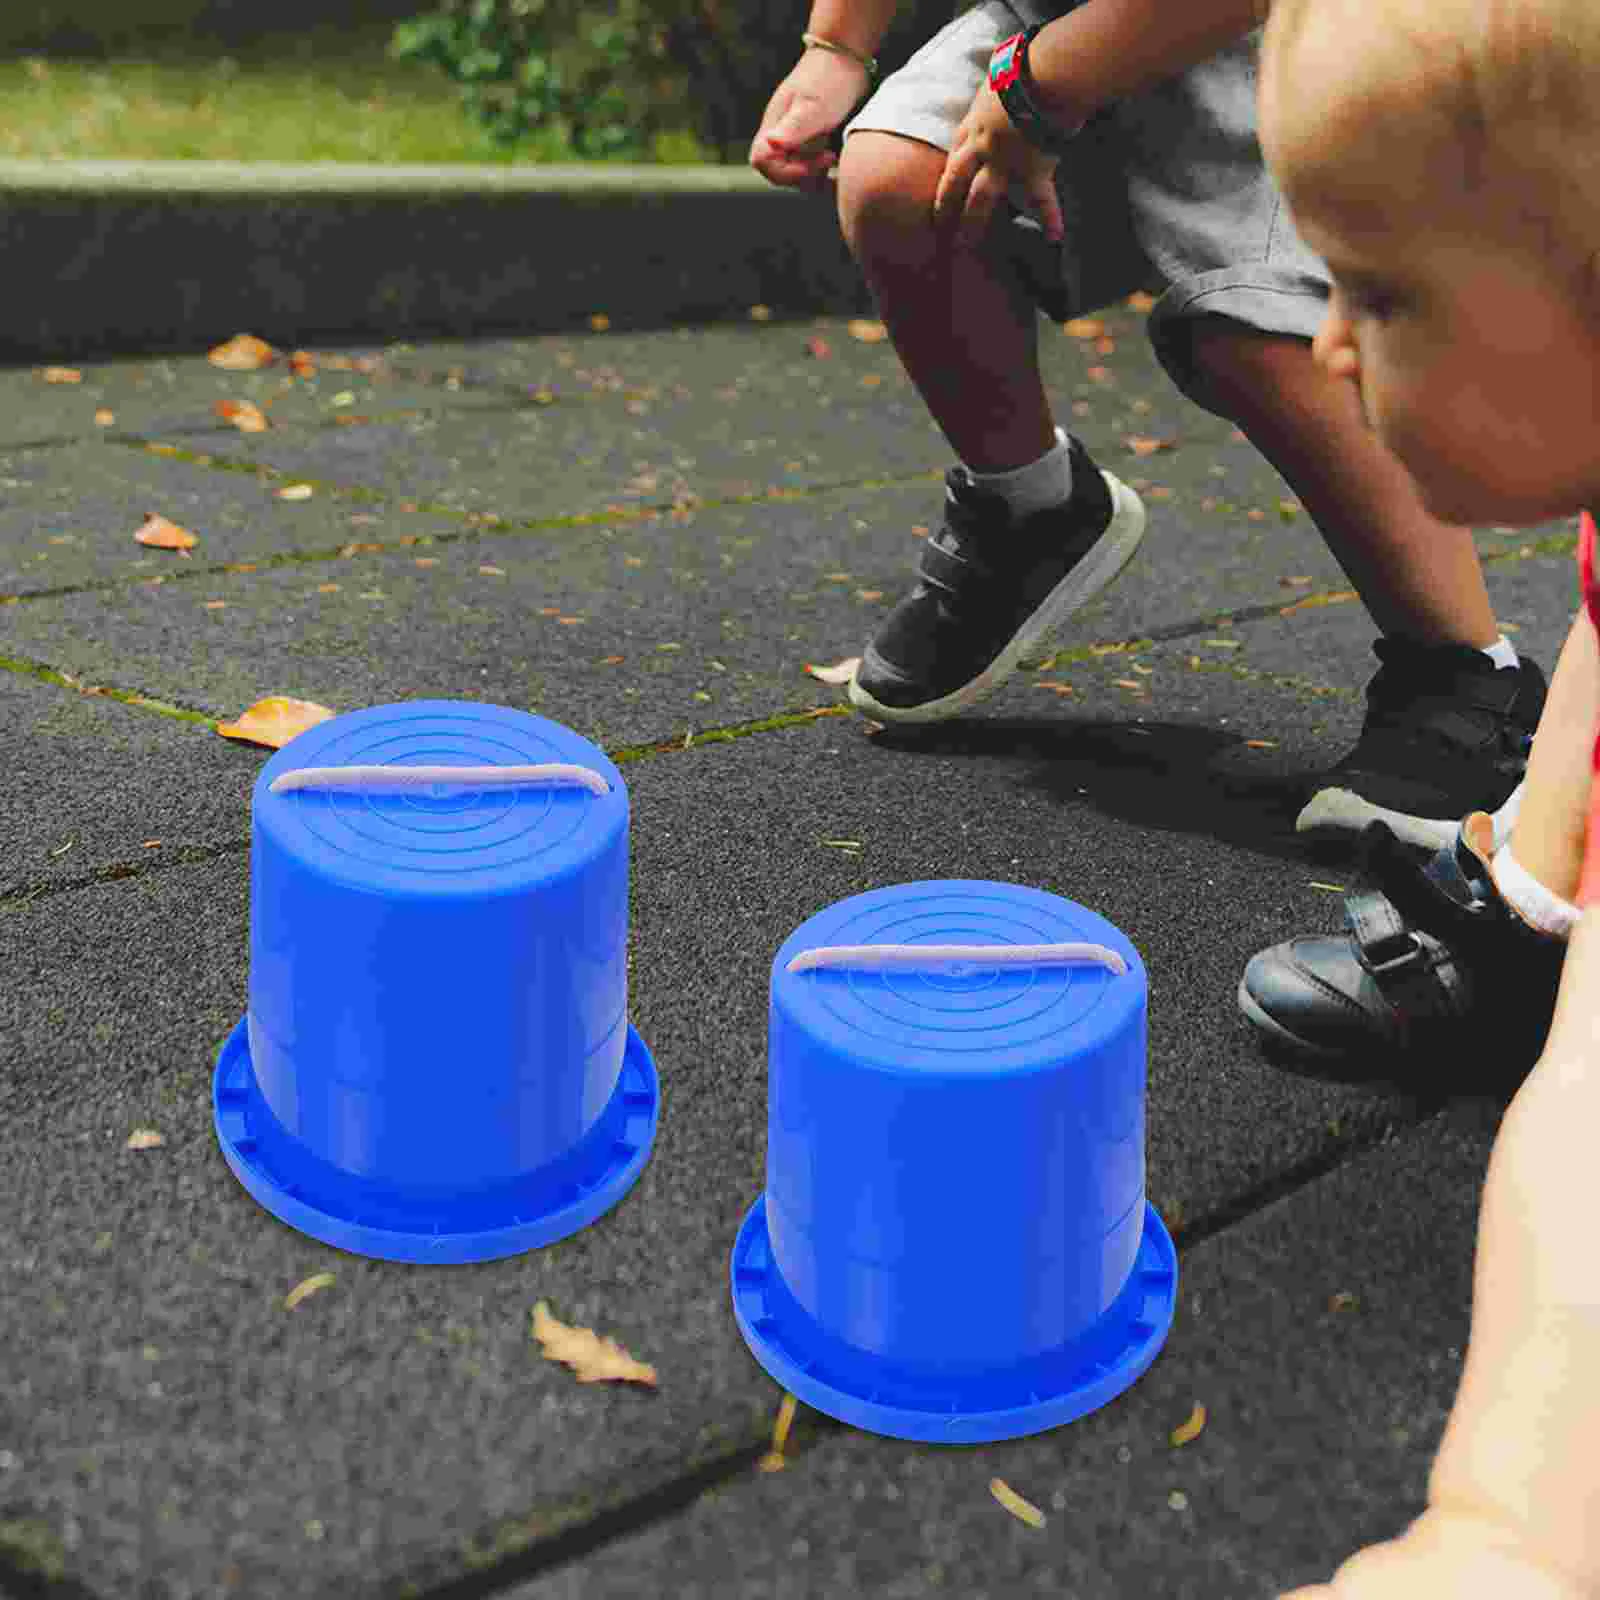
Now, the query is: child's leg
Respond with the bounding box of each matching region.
[1185,324,1499,650]
[835,3,1151,725]
[836,129,1054,474]
[1280,912,1600,1599]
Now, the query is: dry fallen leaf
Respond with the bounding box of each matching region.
[1244,739,1278,750]
[134,513,197,552]
[208,333,276,371]
[1279,588,1359,616]
[1329,1291,1361,1313]
[748,303,773,322]
[531,1301,657,1387]
[847,318,889,344]
[125,1128,165,1150]
[1126,290,1158,312]
[284,1272,336,1311]
[216,696,336,749]
[94,407,115,427]
[759,1392,798,1472]
[216,398,270,434]
[990,1478,1046,1529]
[804,657,860,686]
[1062,317,1104,339]
[589,313,612,333]
[289,350,318,378]
[275,483,315,502]
[1125,435,1177,457]
[1169,1402,1208,1447]
[41,365,82,384]
[805,336,832,359]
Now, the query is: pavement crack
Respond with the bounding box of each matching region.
[1169,1103,1446,1254]
[0,839,249,908]
[0,650,216,727]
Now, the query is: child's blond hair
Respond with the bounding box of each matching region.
[1261,0,1600,300]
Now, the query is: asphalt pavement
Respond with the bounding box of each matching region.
[0,287,1581,1599]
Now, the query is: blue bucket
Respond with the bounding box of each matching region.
[731,880,1176,1442]
[213,700,659,1263]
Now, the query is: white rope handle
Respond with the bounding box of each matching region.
[786,941,1127,975]
[268,763,610,796]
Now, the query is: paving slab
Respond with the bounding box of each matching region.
[515,1100,1503,1600]
[0,669,253,900]
[0,708,1423,1598]
[0,437,476,598]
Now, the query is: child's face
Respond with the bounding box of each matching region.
[1297,212,1600,526]
[1260,0,1600,525]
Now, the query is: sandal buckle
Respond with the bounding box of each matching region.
[1363,928,1424,978]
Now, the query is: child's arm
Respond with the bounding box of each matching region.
[1281,911,1600,1599]
[937,0,1269,244]
[1028,0,1269,128]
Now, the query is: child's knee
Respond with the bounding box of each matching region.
[836,132,943,267]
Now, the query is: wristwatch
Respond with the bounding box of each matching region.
[988,24,1081,155]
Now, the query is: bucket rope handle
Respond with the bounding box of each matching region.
[268,763,610,797]
[786,941,1127,975]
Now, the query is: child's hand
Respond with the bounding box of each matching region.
[933,81,1065,250]
[749,51,870,193]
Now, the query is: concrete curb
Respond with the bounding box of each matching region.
[0,160,870,360]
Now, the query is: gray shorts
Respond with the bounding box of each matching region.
[845,0,1332,413]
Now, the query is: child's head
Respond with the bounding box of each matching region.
[1259,0,1600,525]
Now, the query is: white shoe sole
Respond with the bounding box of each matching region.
[847,471,1147,725]
[1294,787,1459,854]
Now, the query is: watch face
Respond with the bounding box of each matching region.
[990,33,1024,93]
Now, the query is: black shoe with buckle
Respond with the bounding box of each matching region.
[1296,637,1546,854]
[1237,814,1564,1092]
[847,435,1146,724]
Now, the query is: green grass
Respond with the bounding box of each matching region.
[0,50,711,164]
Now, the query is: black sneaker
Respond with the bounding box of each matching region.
[848,435,1146,723]
[1296,637,1546,853]
[1238,815,1563,1093]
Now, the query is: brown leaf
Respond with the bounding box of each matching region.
[804,657,860,686]
[805,336,832,359]
[208,333,276,371]
[1279,588,1358,617]
[847,318,889,344]
[1169,1402,1208,1447]
[1125,290,1158,313]
[1125,435,1178,457]
[125,1128,165,1150]
[216,696,336,749]
[288,350,319,378]
[990,1478,1046,1528]
[275,483,314,501]
[134,514,197,552]
[1062,317,1104,339]
[41,366,82,384]
[216,398,269,434]
[589,313,612,333]
[748,304,773,323]
[94,407,115,426]
[531,1301,657,1387]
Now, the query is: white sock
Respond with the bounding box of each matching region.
[966,427,1074,517]
[1489,782,1525,849]
[1491,843,1579,939]
[1482,635,1520,670]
